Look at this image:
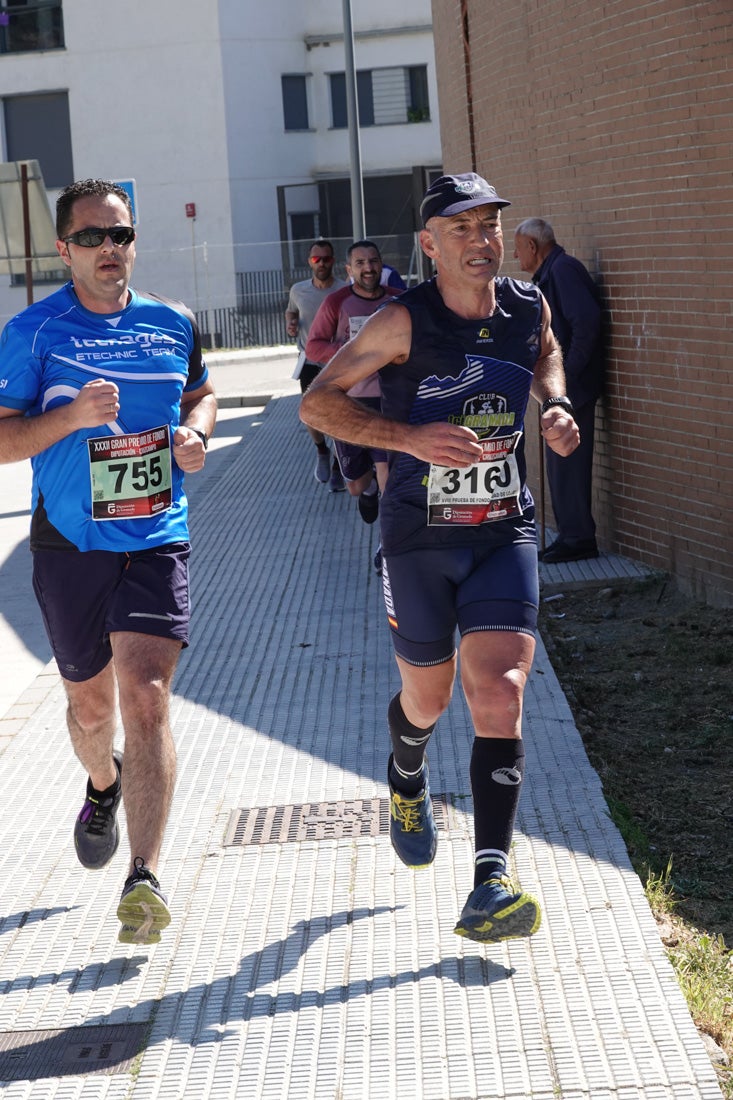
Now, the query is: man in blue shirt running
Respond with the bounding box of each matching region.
[0,178,217,946]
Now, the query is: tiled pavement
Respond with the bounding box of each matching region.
[0,389,723,1098]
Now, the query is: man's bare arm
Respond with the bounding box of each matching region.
[529,297,567,407]
[530,297,581,458]
[174,380,218,473]
[300,304,483,468]
[0,378,121,464]
[285,308,299,338]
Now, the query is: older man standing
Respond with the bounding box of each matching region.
[514,218,604,562]
[301,174,580,942]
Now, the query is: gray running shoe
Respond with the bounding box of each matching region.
[74,750,123,869]
[117,857,171,945]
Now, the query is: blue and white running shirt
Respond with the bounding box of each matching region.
[0,282,209,551]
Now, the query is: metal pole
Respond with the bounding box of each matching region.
[342,0,366,238]
[21,162,34,306]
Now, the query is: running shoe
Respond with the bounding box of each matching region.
[328,467,345,492]
[373,547,383,576]
[117,857,171,945]
[357,490,379,524]
[387,754,437,868]
[454,875,541,943]
[314,448,331,484]
[74,750,123,870]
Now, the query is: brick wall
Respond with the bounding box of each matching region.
[430,0,733,606]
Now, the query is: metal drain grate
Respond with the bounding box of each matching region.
[223,794,455,846]
[0,1023,148,1080]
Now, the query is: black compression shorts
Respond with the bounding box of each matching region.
[380,540,539,666]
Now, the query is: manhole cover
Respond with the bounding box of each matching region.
[223,794,455,845]
[0,1023,148,1080]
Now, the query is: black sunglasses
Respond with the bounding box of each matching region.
[63,226,136,248]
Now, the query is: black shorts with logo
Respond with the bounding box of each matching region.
[32,542,190,682]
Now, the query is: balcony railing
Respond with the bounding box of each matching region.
[0,0,64,54]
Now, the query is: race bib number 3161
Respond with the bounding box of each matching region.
[427,432,523,526]
[88,425,173,520]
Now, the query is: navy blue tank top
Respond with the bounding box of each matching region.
[378,276,543,554]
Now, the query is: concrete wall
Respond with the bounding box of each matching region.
[431,0,733,606]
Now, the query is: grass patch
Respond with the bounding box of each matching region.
[540,577,733,1094]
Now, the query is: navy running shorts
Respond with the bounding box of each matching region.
[299,361,323,394]
[380,540,539,666]
[32,542,191,682]
[333,396,387,481]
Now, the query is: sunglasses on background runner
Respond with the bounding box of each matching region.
[309,255,334,264]
[63,227,136,248]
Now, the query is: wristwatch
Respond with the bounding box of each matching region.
[540,396,574,416]
[189,427,208,450]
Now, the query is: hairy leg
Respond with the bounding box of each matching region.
[306,424,327,447]
[346,470,374,497]
[64,663,119,791]
[111,632,182,876]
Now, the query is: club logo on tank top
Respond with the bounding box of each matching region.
[456,392,516,439]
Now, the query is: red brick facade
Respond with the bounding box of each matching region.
[431,0,733,606]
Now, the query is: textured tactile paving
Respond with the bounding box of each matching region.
[0,396,722,1099]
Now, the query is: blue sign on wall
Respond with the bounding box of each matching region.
[113,179,138,225]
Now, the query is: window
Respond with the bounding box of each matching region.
[281,74,309,132]
[407,65,430,123]
[289,213,319,267]
[329,65,430,128]
[0,0,65,54]
[329,71,374,129]
[4,91,73,188]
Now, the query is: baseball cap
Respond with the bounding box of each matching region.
[420,173,511,227]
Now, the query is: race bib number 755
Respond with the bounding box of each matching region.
[88,425,173,520]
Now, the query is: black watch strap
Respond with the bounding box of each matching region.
[190,427,208,450]
[540,396,574,416]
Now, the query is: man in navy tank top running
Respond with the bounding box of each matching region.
[301,173,580,943]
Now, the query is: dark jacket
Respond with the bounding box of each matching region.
[533,245,604,408]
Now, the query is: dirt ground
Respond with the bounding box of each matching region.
[538,573,733,946]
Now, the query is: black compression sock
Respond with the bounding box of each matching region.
[470,737,525,888]
[388,693,435,794]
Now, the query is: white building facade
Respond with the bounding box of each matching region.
[0,0,442,334]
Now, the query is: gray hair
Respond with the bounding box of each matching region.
[515,218,556,247]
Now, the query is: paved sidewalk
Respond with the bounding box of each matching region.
[0,386,722,1098]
